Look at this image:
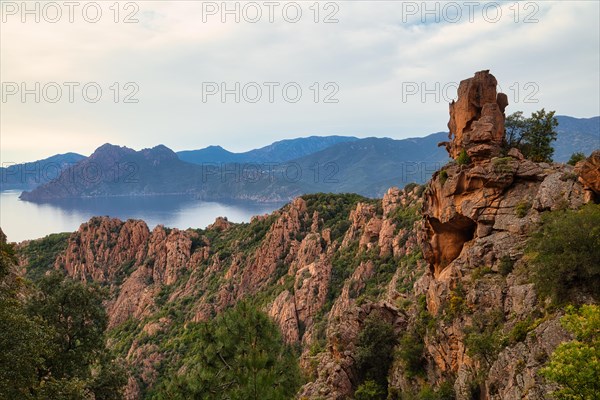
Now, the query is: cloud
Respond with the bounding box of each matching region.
[1,0,598,162]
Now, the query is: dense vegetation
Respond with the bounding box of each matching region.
[19,232,71,282]
[151,301,301,400]
[0,233,126,399]
[527,204,600,303]
[354,314,397,398]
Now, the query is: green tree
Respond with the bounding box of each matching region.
[354,380,386,400]
[540,304,600,400]
[456,149,471,165]
[527,204,600,303]
[567,152,586,166]
[27,272,109,380]
[158,301,301,400]
[355,314,397,397]
[504,111,527,149]
[0,233,53,400]
[504,109,559,162]
[0,232,125,400]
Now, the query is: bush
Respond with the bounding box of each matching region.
[404,182,418,193]
[456,149,471,165]
[439,170,448,185]
[416,382,456,400]
[493,157,514,174]
[509,318,532,344]
[528,204,600,303]
[464,310,506,366]
[498,256,514,276]
[515,200,532,218]
[540,305,600,400]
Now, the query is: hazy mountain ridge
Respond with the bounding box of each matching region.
[12,116,600,202]
[553,115,600,162]
[177,135,359,164]
[0,152,85,191]
[18,134,450,202]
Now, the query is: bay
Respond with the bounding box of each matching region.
[0,191,283,243]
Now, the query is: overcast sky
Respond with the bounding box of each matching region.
[1,0,599,163]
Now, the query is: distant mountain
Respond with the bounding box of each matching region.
[19,135,449,202]
[19,144,201,201]
[177,145,239,164]
[553,116,599,162]
[282,133,450,197]
[177,136,358,164]
[16,116,600,202]
[0,152,85,191]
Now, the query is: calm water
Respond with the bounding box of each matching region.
[0,191,283,243]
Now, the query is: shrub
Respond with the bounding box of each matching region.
[528,204,600,303]
[515,200,532,218]
[439,170,448,185]
[445,284,467,321]
[464,310,506,366]
[355,314,397,390]
[540,304,600,400]
[493,157,514,174]
[498,256,514,276]
[416,382,456,400]
[396,331,425,378]
[509,318,532,344]
[456,149,471,166]
[404,182,418,193]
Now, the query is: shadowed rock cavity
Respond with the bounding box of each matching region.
[425,215,476,276]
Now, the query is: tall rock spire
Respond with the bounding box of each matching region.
[445,70,508,162]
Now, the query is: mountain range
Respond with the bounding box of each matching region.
[0,152,85,191]
[9,115,600,202]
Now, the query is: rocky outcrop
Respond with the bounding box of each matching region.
[300,302,406,400]
[445,70,508,162]
[423,71,588,278]
[412,71,593,399]
[575,149,600,201]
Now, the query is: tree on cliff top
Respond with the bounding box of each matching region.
[504,108,559,162]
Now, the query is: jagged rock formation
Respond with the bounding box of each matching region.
[445,70,508,161]
[22,188,422,398]
[423,71,586,278]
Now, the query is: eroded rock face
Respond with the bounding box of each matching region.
[446,70,508,162]
[56,218,195,328]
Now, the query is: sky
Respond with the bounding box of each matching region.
[1,0,599,163]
